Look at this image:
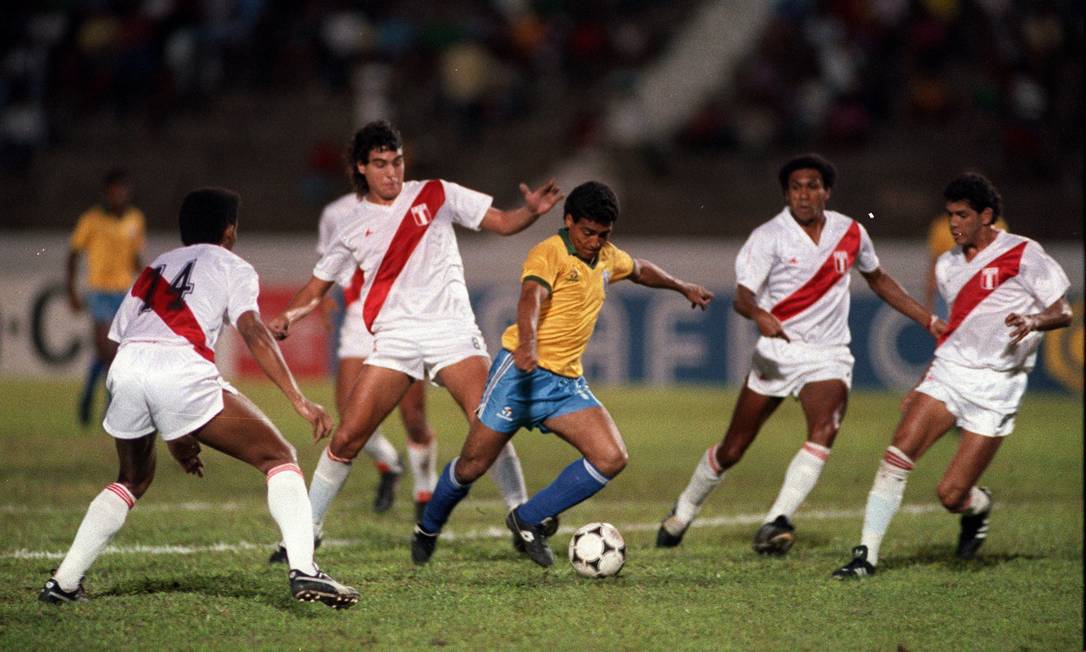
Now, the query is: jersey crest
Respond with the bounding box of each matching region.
[937,241,1027,347]
[771,221,861,322]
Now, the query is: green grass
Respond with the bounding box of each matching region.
[1,379,1081,650]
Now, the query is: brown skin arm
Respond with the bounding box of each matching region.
[733,284,790,341]
[166,435,204,477]
[629,258,714,309]
[66,250,84,311]
[861,267,945,338]
[236,310,334,442]
[1005,297,1073,344]
[513,279,549,371]
[478,179,564,235]
[267,276,334,340]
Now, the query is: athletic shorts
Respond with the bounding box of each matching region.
[103,342,238,441]
[85,291,126,323]
[366,322,488,382]
[337,300,375,360]
[915,357,1028,437]
[476,349,603,434]
[746,337,854,398]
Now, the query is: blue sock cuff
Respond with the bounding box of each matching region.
[447,458,466,489]
[581,458,611,484]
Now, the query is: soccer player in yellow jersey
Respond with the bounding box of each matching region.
[412,181,714,566]
[66,169,145,426]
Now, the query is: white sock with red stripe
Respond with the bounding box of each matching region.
[490,442,528,510]
[860,446,914,566]
[54,483,135,592]
[266,463,318,575]
[362,429,402,475]
[308,447,353,538]
[674,444,725,525]
[764,442,830,523]
[407,439,438,503]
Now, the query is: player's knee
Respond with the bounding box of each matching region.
[453,455,485,484]
[936,481,969,512]
[716,441,745,470]
[808,421,839,448]
[592,449,628,478]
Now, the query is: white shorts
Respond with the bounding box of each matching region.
[367,323,489,382]
[103,342,238,441]
[915,357,1028,437]
[337,300,374,360]
[746,338,854,398]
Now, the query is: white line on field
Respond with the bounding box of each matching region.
[2,504,944,560]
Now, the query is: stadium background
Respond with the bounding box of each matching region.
[0,1,1082,393]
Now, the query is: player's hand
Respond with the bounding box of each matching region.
[683,283,714,310]
[1004,312,1037,344]
[754,308,790,342]
[926,315,947,338]
[294,397,334,442]
[268,314,291,340]
[519,179,564,217]
[167,435,205,478]
[513,342,538,372]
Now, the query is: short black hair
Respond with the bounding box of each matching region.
[348,120,403,196]
[179,187,240,245]
[778,154,836,191]
[103,167,129,187]
[563,181,619,225]
[943,172,1002,221]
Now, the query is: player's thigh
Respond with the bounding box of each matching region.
[889,391,958,460]
[797,379,849,447]
[191,391,295,474]
[397,380,433,443]
[455,422,514,483]
[937,431,1003,508]
[434,354,490,421]
[544,406,628,477]
[114,433,157,498]
[333,364,413,454]
[335,357,366,417]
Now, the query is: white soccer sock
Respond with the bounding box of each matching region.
[490,442,528,510]
[362,429,402,474]
[266,463,318,575]
[764,442,830,523]
[960,486,991,515]
[407,439,438,502]
[674,444,725,525]
[860,446,914,566]
[308,447,353,538]
[54,483,135,592]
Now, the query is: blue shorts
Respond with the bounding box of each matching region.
[85,291,126,323]
[476,349,602,434]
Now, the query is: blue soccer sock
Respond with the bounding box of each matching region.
[516,458,610,525]
[420,459,472,534]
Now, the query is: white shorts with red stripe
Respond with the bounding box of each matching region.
[366,323,489,382]
[915,357,1027,437]
[745,337,854,398]
[103,342,238,441]
[337,300,375,360]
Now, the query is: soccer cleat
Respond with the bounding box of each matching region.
[655,505,690,548]
[513,515,559,553]
[411,524,439,566]
[373,469,400,513]
[956,487,992,560]
[831,545,877,580]
[267,535,322,565]
[752,515,796,555]
[505,509,555,567]
[39,577,87,604]
[289,567,359,609]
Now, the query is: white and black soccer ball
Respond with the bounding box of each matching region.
[568,522,626,578]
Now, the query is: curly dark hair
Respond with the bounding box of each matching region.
[179,187,240,245]
[347,120,403,196]
[778,153,837,191]
[943,172,1002,222]
[563,181,619,224]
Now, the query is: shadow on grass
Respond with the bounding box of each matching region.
[884,545,1046,574]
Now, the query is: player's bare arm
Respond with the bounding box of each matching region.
[513,279,550,372]
[65,250,84,311]
[1005,296,1073,344]
[733,284,790,341]
[860,267,946,337]
[478,179,564,235]
[236,310,334,442]
[268,276,335,339]
[629,259,713,310]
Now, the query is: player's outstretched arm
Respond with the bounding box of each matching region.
[267,276,334,340]
[479,179,564,235]
[65,250,84,312]
[733,284,789,341]
[629,259,714,310]
[236,310,334,442]
[513,279,549,372]
[1005,296,1073,344]
[861,267,945,337]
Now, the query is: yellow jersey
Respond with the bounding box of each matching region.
[70,204,145,291]
[927,214,1009,258]
[501,229,636,377]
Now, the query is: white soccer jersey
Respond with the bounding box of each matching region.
[108,244,260,361]
[934,230,1070,372]
[736,208,879,346]
[312,179,492,335]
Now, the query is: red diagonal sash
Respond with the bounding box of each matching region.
[937,241,1027,347]
[363,181,446,332]
[130,266,215,362]
[343,268,364,305]
[771,221,861,322]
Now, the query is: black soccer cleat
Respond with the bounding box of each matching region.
[513,514,559,553]
[39,577,87,604]
[656,505,690,548]
[373,469,400,513]
[505,509,555,567]
[752,515,796,555]
[289,567,359,609]
[268,535,322,565]
[956,487,992,560]
[831,545,877,580]
[411,524,439,566]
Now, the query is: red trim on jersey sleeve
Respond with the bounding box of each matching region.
[936,241,1027,348]
[771,221,861,322]
[130,266,215,362]
[363,180,446,332]
[342,268,364,306]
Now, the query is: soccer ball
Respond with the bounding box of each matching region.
[568,522,626,578]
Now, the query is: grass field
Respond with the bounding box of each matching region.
[0,379,1081,650]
